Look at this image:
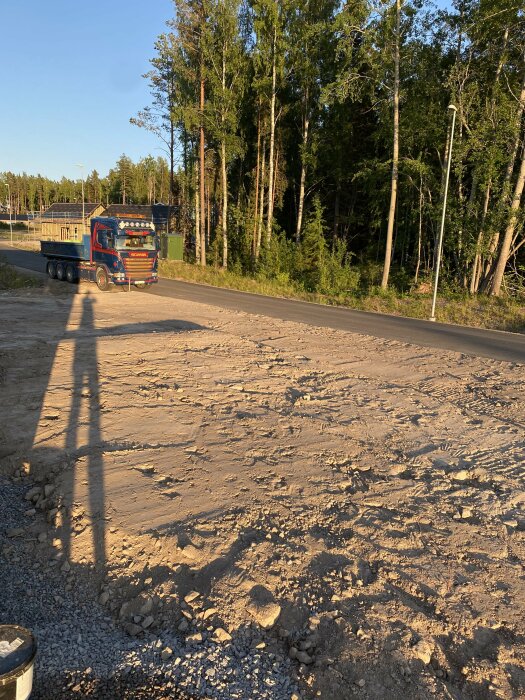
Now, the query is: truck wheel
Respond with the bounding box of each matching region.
[95,266,110,291]
[46,261,57,279]
[65,265,77,283]
[56,262,65,281]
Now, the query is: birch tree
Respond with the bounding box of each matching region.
[205,0,247,268]
[381,0,402,289]
[289,0,338,243]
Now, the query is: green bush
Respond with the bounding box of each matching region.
[299,197,327,291]
[321,240,360,296]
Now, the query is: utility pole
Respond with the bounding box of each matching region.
[430,105,457,322]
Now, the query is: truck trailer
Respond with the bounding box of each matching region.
[41,216,159,291]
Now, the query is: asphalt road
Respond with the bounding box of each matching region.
[2,243,524,363]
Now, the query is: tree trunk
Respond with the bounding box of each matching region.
[169,119,175,207]
[206,174,211,249]
[472,27,509,287]
[296,91,310,244]
[381,0,401,289]
[252,107,261,261]
[256,136,266,260]
[333,178,341,243]
[199,75,206,266]
[221,140,228,268]
[272,146,280,225]
[470,181,491,293]
[266,27,277,244]
[490,136,525,296]
[455,118,467,285]
[482,59,525,290]
[220,45,228,269]
[414,173,423,284]
[195,160,200,263]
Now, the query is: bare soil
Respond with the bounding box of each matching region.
[1,282,524,699]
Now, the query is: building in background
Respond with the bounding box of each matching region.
[36,202,183,259]
[40,203,104,240]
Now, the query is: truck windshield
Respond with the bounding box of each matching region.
[115,234,156,250]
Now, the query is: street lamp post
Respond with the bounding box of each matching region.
[76,164,85,237]
[430,104,458,322]
[4,182,13,245]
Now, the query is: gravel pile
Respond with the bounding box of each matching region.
[0,477,300,699]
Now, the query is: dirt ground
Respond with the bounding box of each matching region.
[1,281,524,699]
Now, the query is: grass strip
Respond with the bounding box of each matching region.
[159,261,525,334]
[0,256,42,290]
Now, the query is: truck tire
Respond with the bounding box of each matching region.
[65,264,77,283]
[46,261,57,279]
[56,262,66,281]
[95,266,110,291]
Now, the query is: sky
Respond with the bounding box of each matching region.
[1,0,451,183]
[1,0,173,181]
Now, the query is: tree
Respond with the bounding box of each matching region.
[205,0,247,267]
[131,33,179,206]
[300,195,327,290]
[251,0,288,243]
[490,81,525,296]
[381,0,402,289]
[289,0,339,243]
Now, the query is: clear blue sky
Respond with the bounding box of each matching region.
[1,0,173,181]
[1,0,451,182]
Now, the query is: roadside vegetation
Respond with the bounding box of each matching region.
[0,256,41,291]
[160,260,525,334]
[2,1,524,326]
[0,222,28,232]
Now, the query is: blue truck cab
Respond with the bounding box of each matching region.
[41,216,159,290]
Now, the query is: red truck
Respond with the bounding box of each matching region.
[41,216,159,290]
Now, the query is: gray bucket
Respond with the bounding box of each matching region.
[0,626,36,700]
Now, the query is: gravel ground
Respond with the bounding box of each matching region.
[2,288,524,700]
[1,477,300,699]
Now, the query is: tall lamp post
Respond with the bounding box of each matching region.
[4,182,13,245]
[76,164,85,236]
[430,104,458,322]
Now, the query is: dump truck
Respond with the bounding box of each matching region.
[40,216,159,291]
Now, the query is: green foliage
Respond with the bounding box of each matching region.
[253,197,361,298]
[298,196,327,291]
[322,240,361,296]
[1,156,174,213]
[0,257,41,290]
[5,0,525,304]
[257,229,297,280]
[159,260,525,332]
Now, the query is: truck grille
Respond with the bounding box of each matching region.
[123,258,154,278]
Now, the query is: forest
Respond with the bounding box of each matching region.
[2,0,525,300]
